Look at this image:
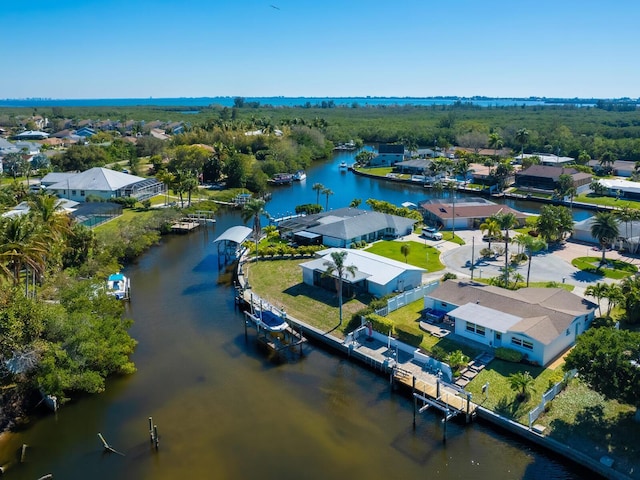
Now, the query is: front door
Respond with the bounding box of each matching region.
[494,331,502,347]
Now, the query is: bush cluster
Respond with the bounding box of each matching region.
[495,347,524,363]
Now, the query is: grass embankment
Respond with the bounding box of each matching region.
[246,259,372,335]
[354,166,393,177]
[574,194,640,210]
[364,241,444,271]
[571,256,637,279]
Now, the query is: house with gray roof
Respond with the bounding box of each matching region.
[300,248,425,298]
[425,280,597,366]
[43,167,164,202]
[370,143,405,167]
[282,207,417,248]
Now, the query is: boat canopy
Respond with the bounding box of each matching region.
[213,225,253,245]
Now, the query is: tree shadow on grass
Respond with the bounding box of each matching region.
[494,394,528,419]
[548,404,640,469]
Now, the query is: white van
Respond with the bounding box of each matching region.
[422,227,443,240]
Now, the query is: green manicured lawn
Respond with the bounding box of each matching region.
[571,256,637,279]
[94,208,156,234]
[364,240,444,271]
[441,231,465,245]
[465,359,563,424]
[354,166,393,176]
[247,259,372,336]
[534,380,639,470]
[574,194,640,210]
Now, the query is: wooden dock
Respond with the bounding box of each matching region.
[171,221,200,233]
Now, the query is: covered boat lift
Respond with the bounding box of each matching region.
[213,225,253,268]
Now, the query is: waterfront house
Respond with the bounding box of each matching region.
[300,248,425,298]
[424,280,597,366]
[593,178,640,200]
[514,153,575,166]
[419,198,527,230]
[515,165,591,193]
[588,159,636,177]
[279,207,417,248]
[369,144,405,167]
[43,167,164,203]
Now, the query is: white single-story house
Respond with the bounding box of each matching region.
[515,153,575,166]
[300,248,425,298]
[280,207,417,248]
[595,178,640,200]
[42,167,164,202]
[424,280,597,366]
[573,217,640,253]
[1,199,79,219]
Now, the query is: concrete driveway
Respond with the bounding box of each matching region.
[398,230,626,297]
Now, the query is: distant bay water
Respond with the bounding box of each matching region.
[0,96,598,108]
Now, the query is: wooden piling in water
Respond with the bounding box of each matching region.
[20,444,27,463]
[149,417,154,444]
[153,425,159,450]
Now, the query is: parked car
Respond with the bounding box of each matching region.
[422,227,443,240]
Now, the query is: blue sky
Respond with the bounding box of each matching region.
[2,0,638,99]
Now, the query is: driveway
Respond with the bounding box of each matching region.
[400,230,629,298]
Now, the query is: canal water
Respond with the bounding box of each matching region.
[0,153,595,479]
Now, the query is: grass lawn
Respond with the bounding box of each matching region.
[93,208,156,234]
[465,359,563,424]
[354,166,393,176]
[571,256,637,279]
[534,379,639,473]
[246,259,372,336]
[364,240,444,271]
[511,189,553,199]
[574,194,640,210]
[441,231,465,245]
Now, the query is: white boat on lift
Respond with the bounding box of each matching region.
[107,273,130,300]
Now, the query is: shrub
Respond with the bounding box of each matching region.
[495,347,523,363]
[441,272,457,281]
[395,326,423,347]
[350,243,357,249]
[430,345,447,361]
[112,197,138,208]
[364,313,393,334]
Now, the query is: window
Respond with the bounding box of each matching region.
[441,302,447,308]
[80,190,85,196]
[496,333,502,340]
[511,336,533,350]
[71,190,76,195]
[465,321,486,337]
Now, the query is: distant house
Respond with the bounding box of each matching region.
[300,248,425,298]
[42,167,164,202]
[420,198,527,230]
[588,159,637,178]
[515,165,591,193]
[515,153,575,166]
[279,207,417,248]
[75,126,96,138]
[370,144,405,166]
[13,130,49,140]
[425,280,597,366]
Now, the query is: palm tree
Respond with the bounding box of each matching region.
[508,371,534,401]
[585,282,610,317]
[514,234,548,287]
[590,211,620,265]
[494,212,518,285]
[446,350,469,376]
[400,243,411,263]
[604,284,624,317]
[515,128,529,160]
[0,215,48,290]
[241,199,269,259]
[322,250,358,326]
[312,182,324,205]
[480,218,501,250]
[488,132,504,158]
[28,193,71,240]
[322,187,334,211]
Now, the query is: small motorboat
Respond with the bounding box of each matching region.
[339,161,348,171]
[293,170,307,181]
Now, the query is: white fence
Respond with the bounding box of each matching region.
[375,281,440,317]
[528,369,577,428]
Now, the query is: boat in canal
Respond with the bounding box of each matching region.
[106,272,130,300]
[293,170,307,181]
[270,173,294,185]
[339,161,348,171]
[249,305,289,332]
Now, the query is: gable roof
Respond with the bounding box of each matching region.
[516,165,577,180]
[430,280,597,344]
[48,167,144,191]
